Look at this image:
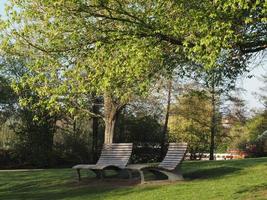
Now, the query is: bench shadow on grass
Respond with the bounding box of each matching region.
[4,182,162,200]
[184,166,242,180]
[0,172,161,200]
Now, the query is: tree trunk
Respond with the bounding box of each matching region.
[103,93,119,144]
[161,80,172,158]
[209,83,216,160]
[92,96,101,162]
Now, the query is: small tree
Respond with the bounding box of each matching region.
[169,89,215,159]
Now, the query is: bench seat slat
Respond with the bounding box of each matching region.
[73,143,133,171]
[158,143,187,170]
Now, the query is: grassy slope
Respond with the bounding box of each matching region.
[0,158,267,200]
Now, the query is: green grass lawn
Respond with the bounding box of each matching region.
[0,158,267,200]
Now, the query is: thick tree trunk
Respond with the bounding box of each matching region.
[103,94,119,144]
[161,80,172,158]
[209,84,216,160]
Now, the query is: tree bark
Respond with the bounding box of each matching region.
[209,82,216,160]
[161,80,172,158]
[91,96,101,162]
[103,93,119,144]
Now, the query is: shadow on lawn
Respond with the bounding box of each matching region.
[0,166,243,200]
[184,166,242,180]
[235,183,267,194]
[234,183,267,199]
[1,158,267,200]
[0,181,161,200]
[0,172,160,200]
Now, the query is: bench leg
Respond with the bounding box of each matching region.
[157,169,184,181]
[137,170,145,184]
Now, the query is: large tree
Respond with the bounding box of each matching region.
[1,0,266,143]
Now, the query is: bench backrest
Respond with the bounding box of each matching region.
[97,143,133,168]
[158,143,188,171]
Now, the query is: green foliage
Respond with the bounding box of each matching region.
[54,115,94,164]
[228,123,249,150]
[1,0,265,114]
[0,0,266,165]
[0,121,16,150]
[228,74,267,154]
[228,111,267,154]
[115,113,163,144]
[168,90,212,155]
[0,63,15,150]
[0,68,17,123]
[1,1,167,114]
[115,112,164,163]
[0,56,57,167]
[246,113,267,142]
[12,108,56,167]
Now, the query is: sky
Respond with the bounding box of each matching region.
[0,0,266,110]
[237,58,266,111]
[0,0,6,18]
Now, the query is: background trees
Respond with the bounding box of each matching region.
[169,90,213,159]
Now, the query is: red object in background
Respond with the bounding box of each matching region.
[227,149,247,159]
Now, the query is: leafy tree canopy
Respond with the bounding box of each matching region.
[1,0,266,113]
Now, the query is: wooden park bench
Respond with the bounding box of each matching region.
[126,143,188,183]
[72,143,133,181]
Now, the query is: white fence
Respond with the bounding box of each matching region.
[185,153,244,160]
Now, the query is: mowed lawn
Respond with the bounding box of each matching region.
[0,158,267,200]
